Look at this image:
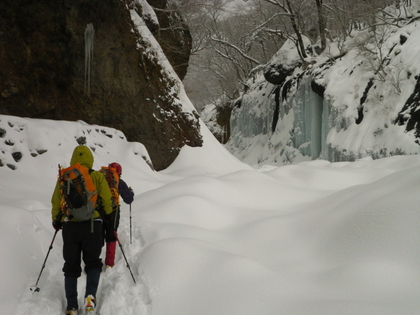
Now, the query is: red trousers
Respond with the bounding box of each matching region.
[105,241,116,267]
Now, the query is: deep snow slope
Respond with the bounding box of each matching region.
[3,114,420,315]
[0,114,248,314]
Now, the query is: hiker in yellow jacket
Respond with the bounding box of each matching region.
[51,145,113,315]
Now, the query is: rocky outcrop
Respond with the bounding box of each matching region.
[264,60,301,86]
[397,74,420,138]
[200,101,233,144]
[226,21,420,167]
[150,0,192,81]
[0,0,201,170]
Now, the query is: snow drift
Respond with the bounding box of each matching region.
[1,114,420,314]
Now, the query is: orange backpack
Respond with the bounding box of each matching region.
[99,165,120,212]
[59,163,98,221]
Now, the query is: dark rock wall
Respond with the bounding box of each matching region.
[150,0,192,81]
[0,0,201,170]
[397,74,420,139]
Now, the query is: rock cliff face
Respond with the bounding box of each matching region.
[0,0,201,170]
[225,21,420,167]
[200,102,233,144]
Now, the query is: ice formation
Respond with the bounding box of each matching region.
[84,23,95,96]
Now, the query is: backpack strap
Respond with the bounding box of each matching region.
[89,168,95,233]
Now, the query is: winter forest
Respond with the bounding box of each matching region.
[183,0,403,106]
[4,0,420,314]
[180,0,420,166]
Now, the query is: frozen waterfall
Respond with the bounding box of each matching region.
[291,76,330,160]
[84,23,95,96]
[227,74,333,165]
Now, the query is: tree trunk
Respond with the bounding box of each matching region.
[315,0,326,52]
[285,0,307,59]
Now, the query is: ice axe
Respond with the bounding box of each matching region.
[30,229,59,293]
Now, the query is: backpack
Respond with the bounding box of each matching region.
[59,163,98,221]
[99,165,120,212]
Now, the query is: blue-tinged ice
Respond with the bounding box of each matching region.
[290,76,330,160]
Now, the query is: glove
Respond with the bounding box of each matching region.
[129,187,134,196]
[105,214,114,227]
[52,220,62,231]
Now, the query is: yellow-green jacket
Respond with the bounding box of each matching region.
[51,145,113,222]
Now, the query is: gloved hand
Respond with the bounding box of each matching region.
[129,187,134,196]
[105,214,114,227]
[52,220,62,231]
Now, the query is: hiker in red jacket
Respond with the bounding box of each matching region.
[103,162,134,268]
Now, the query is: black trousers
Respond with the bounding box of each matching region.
[64,268,100,310]
[62,221,103,277]
[62,221,103,310]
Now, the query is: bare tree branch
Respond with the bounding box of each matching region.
[209,36,261,65]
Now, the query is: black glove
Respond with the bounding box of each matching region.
[129,187,134,196]
[52,220,62,231]
[105,214,114,226]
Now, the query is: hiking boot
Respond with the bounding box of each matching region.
[65,309,78,315]
[85,295,97,314]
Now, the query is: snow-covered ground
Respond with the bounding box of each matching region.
[2,114,420,315]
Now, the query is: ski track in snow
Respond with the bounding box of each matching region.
[15,214,151,315]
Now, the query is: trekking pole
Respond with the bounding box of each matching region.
[129,203,132,244]
[113,230,136,284]
[30,230,59,293]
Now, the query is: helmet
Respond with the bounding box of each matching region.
[109,162,122,175]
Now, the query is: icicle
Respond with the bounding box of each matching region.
[292,76,326,159]
[320,98,332,160]
[84,23,95,96]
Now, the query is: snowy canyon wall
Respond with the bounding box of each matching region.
[0,0,201,170]
[225,18,420,167]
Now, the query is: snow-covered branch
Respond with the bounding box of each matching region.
[209,36,261,65]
